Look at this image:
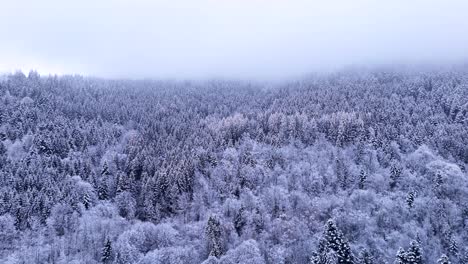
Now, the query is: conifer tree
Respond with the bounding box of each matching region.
[406,191,415,209]
[323,220,355,264]
[116,171,131,194]
[310,253,321,264]
[97,180,108,200]
[83,192,91,210]
[311,238,333,264]
[461,250,468,264]
[437,254,450,264]
[389,162,402,189]
[395,247,407,264]
[101,237,112,263]
[358,249,374,264]
[206,215,223,258]
[0,142,6,155]
[405,241,423,264]
[234,207,246,236]
[433,171,443,193]
[101,161,109,177]
[394,240,423,264]
[358,169,367,190]
[448,239,458,257]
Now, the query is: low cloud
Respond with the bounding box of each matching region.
[1,0,467,80]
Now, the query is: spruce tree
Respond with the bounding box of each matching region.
[0,142,6,155]
[462,250,468,264]
[405,240,423,264]
[310,252,322,264]
[83,192,91,210]
[395,247,407,264]
[116,171,131,194]
[101,238,112,263]
[206,215,223,258]
[406,191,415,209]
[437,254,450,264]
[311,238,333,264]
[448,239,458,257]
[323,220,355,264]
[433,171,443,193]
[394,240,423,264]
[234,207,246,236]
[101,161,109,177]
[358,169,367,190]
[97,180,108,200]
[358,249,374,264]
[389,162,402,189]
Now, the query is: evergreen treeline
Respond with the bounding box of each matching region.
[0,67,467,263]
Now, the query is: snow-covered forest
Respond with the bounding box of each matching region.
[0,67,467,264]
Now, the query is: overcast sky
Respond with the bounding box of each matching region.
[0,0,467,80]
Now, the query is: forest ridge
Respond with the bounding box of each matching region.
[0,67,467,263]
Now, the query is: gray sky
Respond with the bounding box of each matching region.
[1,0,467,80]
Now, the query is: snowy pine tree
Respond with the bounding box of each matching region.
[389,162,402,189]
[437,254,450,264]
[358,169,367,190]
[395,241,423,264]
[234,207,246,236]
[83,192,91,210]
[101,161,109,177]
[206,215,224,258]
[405,241,423,264]
[97,180,108,200]
[101,238,112,263]
[358,249,374,264]
[395,248,407,264]
[406,191,415,209]
[323,220,355,264]
[311,238,333,264]
[448,239,458,257]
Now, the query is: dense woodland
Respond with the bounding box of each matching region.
[0,67,467,264]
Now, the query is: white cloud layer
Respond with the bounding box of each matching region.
[1,0,467,79]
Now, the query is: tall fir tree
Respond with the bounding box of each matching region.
[389,162,402,190]
[97,180,108,200]
[101,237,112,263]
[206,215,224,258]
[395,248,407,264]
[311,238,333,264]
[448,239,458,257]
[405,241,423,264]
[323,220,355,264]
[406,191,415,209]
[394,240,423,264]
[437,254,450,264]
[234,206,246,236]
[83,192,91,210]
[358,169,367,190]
[101,161,110,177]
[358,249,374,264]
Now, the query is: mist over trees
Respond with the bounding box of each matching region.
[0,67,467,263]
